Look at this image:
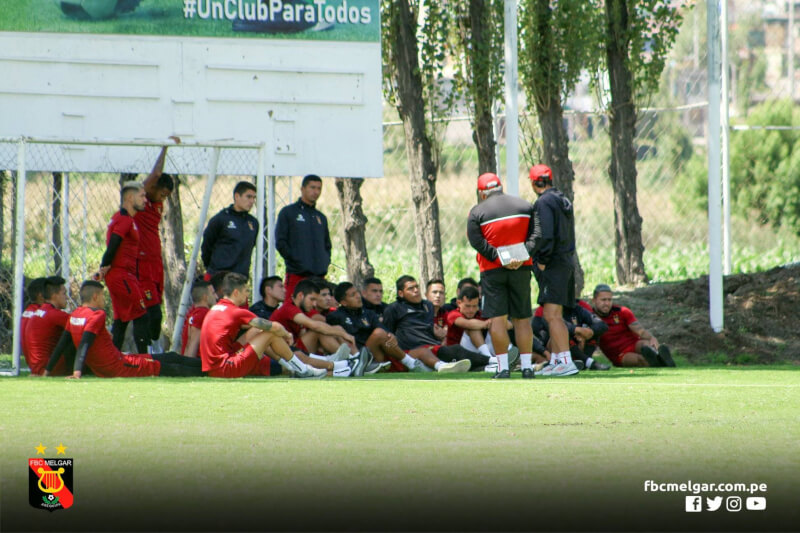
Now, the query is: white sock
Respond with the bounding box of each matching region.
[309,353,328,361]
[549,352,559,365]
[558,351,572,365]
[496,352,508,372]
[401,354,416,369]
[434,361,445,370]
[520,353,532,370]
[488,355,498,364]
[287,355,308,373]
[586,357,595,369]
[333,360,352,377]
[478,344,492,357]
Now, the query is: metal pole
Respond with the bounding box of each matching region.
[721,0,731,275]
[254,146,266,300]
[790,0,795,102]
[504,0,519,196]
[171,148,220,350]
[268,176,277,275]
[61,172,71,295]
[81,175,88,279]
[707,0,724,333]
[8,140,27,376]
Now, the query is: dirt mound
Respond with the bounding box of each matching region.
[612,263,800,364]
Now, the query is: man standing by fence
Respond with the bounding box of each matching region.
[201,181,259,279]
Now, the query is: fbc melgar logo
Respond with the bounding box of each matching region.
[28,443,74,512]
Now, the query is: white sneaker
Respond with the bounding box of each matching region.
[294,365,328,379]
[534,363,554,376]
[411,359,433,373]
[483,363,499,373]
[437,359,471,374]
[330,343,352,362]
[549,360,580,377]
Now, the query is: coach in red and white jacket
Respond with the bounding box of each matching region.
[466,173,537,379]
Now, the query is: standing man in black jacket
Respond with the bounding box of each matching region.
[275,174,332,298]
[201,181,259,279]
[529,164,579,377]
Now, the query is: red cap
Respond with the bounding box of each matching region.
[477,173,502,192]
[529,164,553,184]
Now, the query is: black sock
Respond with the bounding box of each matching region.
[570,346,587,364]
[132,315,150,354]
[437,345,490,368]
[156,361,204,377]
[153,352,202,368]
[111,320,128,350]
[146,306,163,342]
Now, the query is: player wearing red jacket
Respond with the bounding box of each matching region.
[45,281,202,379]
[25,277,70,376]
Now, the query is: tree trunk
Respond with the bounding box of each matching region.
[605,0,648,286]
[160,176,186,349]
[52,172,63,275]
[468,0,498,174]
[388,0,444,287]
[335,178,374,288]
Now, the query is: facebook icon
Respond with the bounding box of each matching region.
[685,496,703,512]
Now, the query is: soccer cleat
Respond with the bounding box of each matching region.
[410,359,433,373]
[331,343,352,362]
[640,345,661,367]
[521,368,535,379]
[574,360,585,371]
[549,360,580,377]
[588,361,611,371]
[348,348,370,377]
[507,346,521,370]
[492,369,511,379]
[364,360,391,374]
[294,365,328,379]
[658,346,676,367]
[437,359,471,374]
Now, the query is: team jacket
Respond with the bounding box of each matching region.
[532,301,608,346]
[201,205,259,276]
[326,306,386,349]
[275,198,331,276]
[467,192,536,273]
[382,298,440,351]
[531,188,575,265]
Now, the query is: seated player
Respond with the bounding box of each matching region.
[382,276,483,373]
[425,279,448,343]
[199,273,328,379]
[443,285,523,372]
[182,281,217,358]
[21,277,47,363]
[269,279,368,377]
[591,284,676,367]
[25,276,71,376]
[361,277,387,317]
[45,281,203,379]
[311,278,338,317]
[532,300,610,371]
[326,282,411,374]
[442,277,480,313]
[250,276,285,320]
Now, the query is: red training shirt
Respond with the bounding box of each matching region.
[269,301,316,341]
[66,306,136,377]
[135,199,163,265]
[444,308,483,346]
[182,306,210,355]
[106,210,140,273]
[25,303,70,375]
[199,298,256,372]
[21,303,39,358]
[596,306,640,359]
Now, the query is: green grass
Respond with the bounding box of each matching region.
[2,367,798,530]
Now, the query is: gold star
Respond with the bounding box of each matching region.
[55,443,67,455]
[35,443,47,455]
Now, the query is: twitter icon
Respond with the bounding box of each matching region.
[706,496,723,511]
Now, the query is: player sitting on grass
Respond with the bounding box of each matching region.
[382,276,484,373]
[269,279,368,377]
[311,278,338,317]
[325,282,410,374]
[425,279,448,342]
[25,276,71,376]
[199,273,327,379]
[532,301,610,371]
[181,280,217,358]
[45,281,203,379]
[443,285,527,372]
[21,277,47,364]
[249,276,285,320]
[591,284,676,367]
[361,277,387,317]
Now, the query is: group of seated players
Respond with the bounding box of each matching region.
[20,271,674,380]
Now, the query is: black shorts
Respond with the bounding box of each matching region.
[534,255,575,307]
[480,268,532,319]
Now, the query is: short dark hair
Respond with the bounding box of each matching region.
[26,278,47,304]
[457,277,479,290]
[362,277,382,289]
[80,280,104,304]
[426,279,445,291]
[258,275,283,299]
[302,174,322,187]
[395,275,416,293]
[209,271,229,294]
[334,282,355,303]
[120,181,143,198]
[157,174,175,192]
[221,272,249,297]
[43,276,66,300]
[308,277,328,292]
[293,279,320,298]
[233,181,256,197]
[191,281,211,303]
[458,285,480,301]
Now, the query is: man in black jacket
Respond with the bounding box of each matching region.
[529,164,579,377]
[275,174,332,298]
[201,181,258,278]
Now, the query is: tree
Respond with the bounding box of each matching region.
[160,175,186,348]
[519,0,602,294]
[382,0,452,287]
[452,0,504,174]
[335,178,375,288]
[601,0,684,285]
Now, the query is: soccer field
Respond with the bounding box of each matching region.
[2,367,798,532]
